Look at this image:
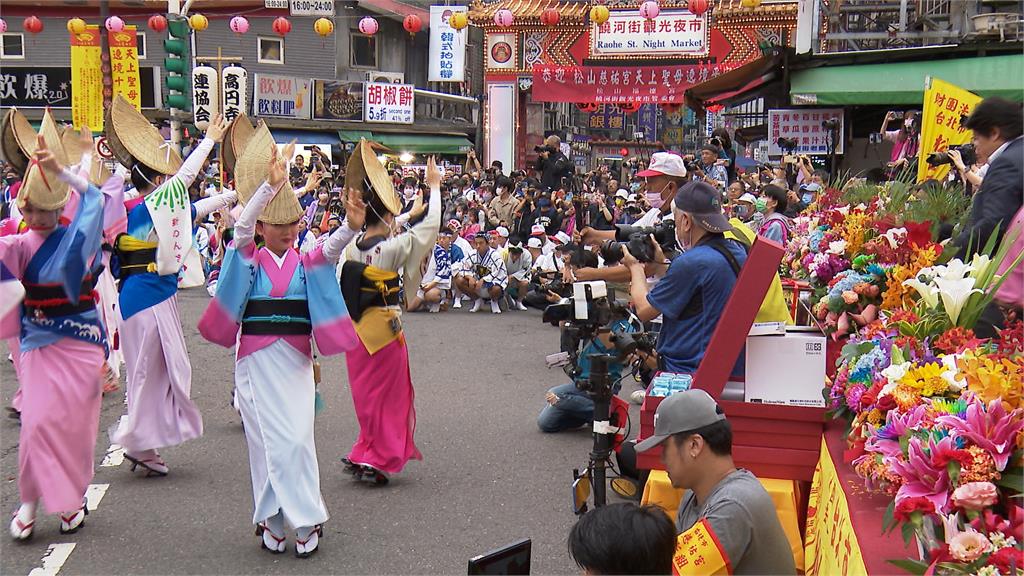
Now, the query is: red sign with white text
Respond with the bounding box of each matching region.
[531,63,736,104]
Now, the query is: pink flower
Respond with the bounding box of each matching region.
[842,290,859,304]
[948,530,991,562]
[951,482,999,511]
[937,397,1024,471]
[887,436,951,513]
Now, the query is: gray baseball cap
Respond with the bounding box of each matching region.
[635,389,727,453]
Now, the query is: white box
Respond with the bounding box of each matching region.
[744,332,826,407]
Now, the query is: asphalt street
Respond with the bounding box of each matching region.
[0,289,642,575]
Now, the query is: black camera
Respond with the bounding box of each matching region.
[709,136,722,148]
[534,144,557,154]
[608,328,656,357]
[777,137,799,152]
[926,143,976,167]
[821,119,840,131]
[599,220,677,264]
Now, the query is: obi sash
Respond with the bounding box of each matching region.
[339,261,402,355]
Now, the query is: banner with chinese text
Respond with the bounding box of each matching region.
[592,9,707,59]
[916,77,981,183]
[804,437,869,575]
[588,105,625,131]
[70,25,103,130]
[768,109,845,156]
[429,5,467,82]
[364,82,414,124]
[254,73,311,119]
[222,65,247,122]
[108,26,141,110]
[0,66,159,109]
[531,63,735,104]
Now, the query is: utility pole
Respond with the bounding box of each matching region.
[168,0,182,148]
[100,0,112,113]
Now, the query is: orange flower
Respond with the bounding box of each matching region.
[958,351,1024,411]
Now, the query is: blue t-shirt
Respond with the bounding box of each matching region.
[647,239,747,374]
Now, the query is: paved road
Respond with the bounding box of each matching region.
[1,289,639,575]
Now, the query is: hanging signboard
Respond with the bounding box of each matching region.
[591,9,708,59]
[916,77,981,183]
[364,82,414,124]
[108,26,142,110]
[192,64,219,131]
[637,104,659,141]
[0,66,159,109]
[588,105,625,131]
[222,65,248,122]
[254,73,311,119]
[486,32,518,71]
[429,5,468,82]
[70,25,104,130]
[532,63,734,104]
[768,108,845,156]
[288,0,334,16]
[313,80,363,121]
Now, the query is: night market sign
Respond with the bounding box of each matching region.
[531,63,735,104]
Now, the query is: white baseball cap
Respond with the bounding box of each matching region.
[615,189,629,199]
[637,152,687,179]
[496,226,510,238]
[738,193,757,204]
[530,224,546,237]
[552,231,571,245]
[527,237,543,249]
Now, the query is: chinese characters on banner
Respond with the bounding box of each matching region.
[531,63,735,104]
[588,104,625,130]
[429,5,467,82]
[768,109,844,156]
[637,104,658,141]
[108,26,141,110]
[70,25,103,130]
[803,438,870,576]
[192,65,219,130]
[592,9,708,58]
[254,73,311,119]
[221,65,247,122]
[364,82,415,124]
[671,519,730,575]
[916,77,981,183]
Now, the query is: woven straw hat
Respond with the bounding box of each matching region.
[222,112,255,175]
[18,110,70,211]
[345,138,401,215]
[235,123,303,225]
[106,94,182,175]
[62,128,112,186]
[1,107,39,175]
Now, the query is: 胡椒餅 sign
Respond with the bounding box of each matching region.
[364,82,414,124]
[768,109,845,156]
[531,63,734,104]
[429,5,467,82]
[591,9,708,59]
[254,73,311,119]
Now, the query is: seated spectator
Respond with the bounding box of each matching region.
[756,184,791,244]
[636,390,796,574]
[455,233,508,314]
[504,241,532,311]
[408,230,453,313]
[568,503,676,576]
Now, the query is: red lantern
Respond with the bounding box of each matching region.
[23,16,43,34]
[272,16,292,36]
[688,0,710,16]
[403,14,422,35]
[707,103,725,113]
[148,14,168,33]
[619,148,629,157]
[617,102,641,114]
[575,102,599,113]
[541,8,560,26]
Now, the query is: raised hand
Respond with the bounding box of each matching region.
[78,125,93,152]
[343,187,367,230]
[34,133,65,174]
[268,143,287,188]
[205,114,229,143]
[425,156,442,189]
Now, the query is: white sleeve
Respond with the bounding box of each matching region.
[175,137,215,188]
[321,222,359,263]
[193,190,238,220]
[234,182,276,249]
[58,167,91,194]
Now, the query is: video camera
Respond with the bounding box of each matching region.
[599,219,678,264]
[926,143,976,167]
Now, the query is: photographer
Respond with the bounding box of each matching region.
[711,128,736,184]
[689,145,728,190]
[464,148,482,175]
[622,182,746,374]
[880,110,920,174]
[534,135,574,192]
[947,147,986,196]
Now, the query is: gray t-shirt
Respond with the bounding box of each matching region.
[676,469,796,575]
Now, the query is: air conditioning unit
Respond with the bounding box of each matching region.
[365,71,405,84]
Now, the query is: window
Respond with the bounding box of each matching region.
[258,36,284,64]
[135,32,147,59]
[351,34,377,68]
[0,34,25,59]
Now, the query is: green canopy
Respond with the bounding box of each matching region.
[790,54,1024,105]
[370,133,474,155]
[337,130,374,142]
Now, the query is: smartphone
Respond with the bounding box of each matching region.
[868,132,883,144]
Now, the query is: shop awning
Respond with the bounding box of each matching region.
[686,54,784,110]
[790,54,1024,106]
[370,133,474,155]
[269,129,339,146]
[337,130,374,142]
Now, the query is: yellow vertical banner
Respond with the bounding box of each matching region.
[804,438,869,576]
[917,77,983,183]
[108,25,141,110]
[70,25,104,131]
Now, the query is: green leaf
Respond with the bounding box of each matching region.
[888,559,931,575]
[883,499,897,533]
[996,472,1023,492]
[900,521,916,547]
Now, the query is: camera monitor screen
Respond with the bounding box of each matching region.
[468,539,531,575]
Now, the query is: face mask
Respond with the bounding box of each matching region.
[675,215,693,252]
[645,183,670,209]
[735,205,749,218]
[754,198,768,213]
[403,187,415,199]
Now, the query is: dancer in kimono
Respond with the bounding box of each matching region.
[338,142,441,485]
[3,120,107,539]
[104,95,236,475]
[198,130,361,557]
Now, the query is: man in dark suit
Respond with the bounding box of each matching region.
[958,97,1023,258]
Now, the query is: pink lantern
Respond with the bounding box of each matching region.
[358,16,378,35]
[229,16,249,34]
[0,19,7,34]
[105,16,125,32]
[639,0,660,19]
[494,8,514,27]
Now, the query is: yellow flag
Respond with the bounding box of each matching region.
[109,25,142,110]
[672,519,732,575]
[917,77,983,183]
[70,25,104,131]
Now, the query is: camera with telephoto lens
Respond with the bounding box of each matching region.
[534,144,558,154]
[777,137,799,152]
[709,136,722,148]
[599,219,678,264]
[926,143,976,167]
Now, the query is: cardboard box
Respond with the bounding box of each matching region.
[744,332,826,408]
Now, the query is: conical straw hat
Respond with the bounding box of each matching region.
[345,139,401,215]
[105,94,182,175]
[235,123,303,225]
[222,112,255,175]
[62,128,112,186]
[18,110,70,211]
[1,107,39,175]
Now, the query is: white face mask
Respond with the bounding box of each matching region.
[675,213,693,253]
[403,187,415,199]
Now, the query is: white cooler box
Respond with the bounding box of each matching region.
[744,329,826,408]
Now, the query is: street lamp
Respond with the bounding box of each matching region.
[399,152,414,164]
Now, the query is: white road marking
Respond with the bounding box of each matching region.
[27,543,76,576]
[84,484,109,511]
[99,444,124,467]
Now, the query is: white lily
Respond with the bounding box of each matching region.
[933,276,983,325]
[936,259,974,281]
[880,227,907,249]
[940,353,966,390]
[827,240,848,255]
[881,361,911,389]
[968,253,993,281]
[902,277,940,308]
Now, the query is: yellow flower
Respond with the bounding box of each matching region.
[867,409,885,426]
[958,352,1024,411]
[900,362,949,397]
[892,384,923,411]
